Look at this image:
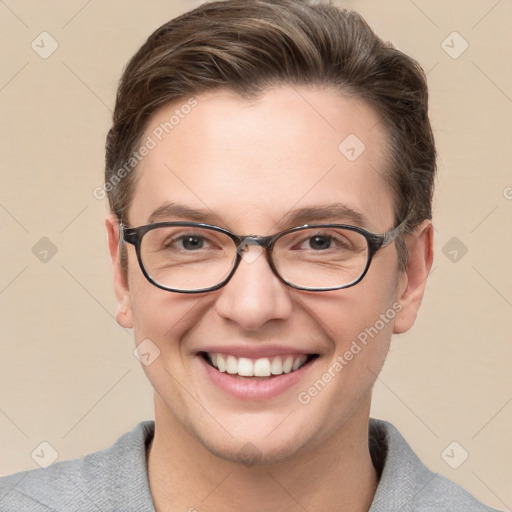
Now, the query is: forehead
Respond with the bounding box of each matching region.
[129,86,394,231]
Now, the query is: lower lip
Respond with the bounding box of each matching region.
[198,355,315,400]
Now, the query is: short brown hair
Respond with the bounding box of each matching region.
[105,0,436,270]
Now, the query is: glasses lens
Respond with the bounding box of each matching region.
[139,225,237,291]
[273,227,369,290]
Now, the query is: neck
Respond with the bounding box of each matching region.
[147,395,379,512]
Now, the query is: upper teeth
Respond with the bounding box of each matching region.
[208,353,308,377]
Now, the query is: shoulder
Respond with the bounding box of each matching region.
[0,421,155,512]
[369,418,502,512]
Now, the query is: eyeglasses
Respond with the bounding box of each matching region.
[119,219,408,294]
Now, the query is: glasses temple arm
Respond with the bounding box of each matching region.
[381,216,410,246]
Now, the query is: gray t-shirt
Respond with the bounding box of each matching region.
[0,419,500,511]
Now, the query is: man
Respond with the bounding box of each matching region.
[0,1,500,510]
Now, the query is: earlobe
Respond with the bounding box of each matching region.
[393,219,434,334]
[105,215,134,329]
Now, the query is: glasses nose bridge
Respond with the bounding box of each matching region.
[231,234,280,285]
[237,234,274,251]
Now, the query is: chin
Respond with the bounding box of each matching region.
[199,434,310,467]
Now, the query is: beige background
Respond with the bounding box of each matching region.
[0,0,511,509]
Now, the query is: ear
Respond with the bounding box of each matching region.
[393,219,434,334]
[105,214,133,329]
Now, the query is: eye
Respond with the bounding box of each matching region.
[176,235,207,251]
[307,234,333,251]
[294,231,352,251]
[144,226,228,257]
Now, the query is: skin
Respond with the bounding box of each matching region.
[106,85,433,512]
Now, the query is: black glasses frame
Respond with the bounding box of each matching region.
[120,218,408,294]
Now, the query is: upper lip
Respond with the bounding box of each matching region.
[196,344,318,358]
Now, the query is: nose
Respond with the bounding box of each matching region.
[214,245,293,330]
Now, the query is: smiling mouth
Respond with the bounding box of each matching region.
[199,352,318,378]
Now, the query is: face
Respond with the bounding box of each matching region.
[107,85,430,464]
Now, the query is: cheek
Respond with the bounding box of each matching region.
[126,263,205,348]
[292,288,397,446]
[296,269,400,401]
[301,270,399,346]
[128,281,212,402]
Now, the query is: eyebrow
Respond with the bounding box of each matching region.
[148,202,371,230]
[148,203,219,224]
[281,204,371,230]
